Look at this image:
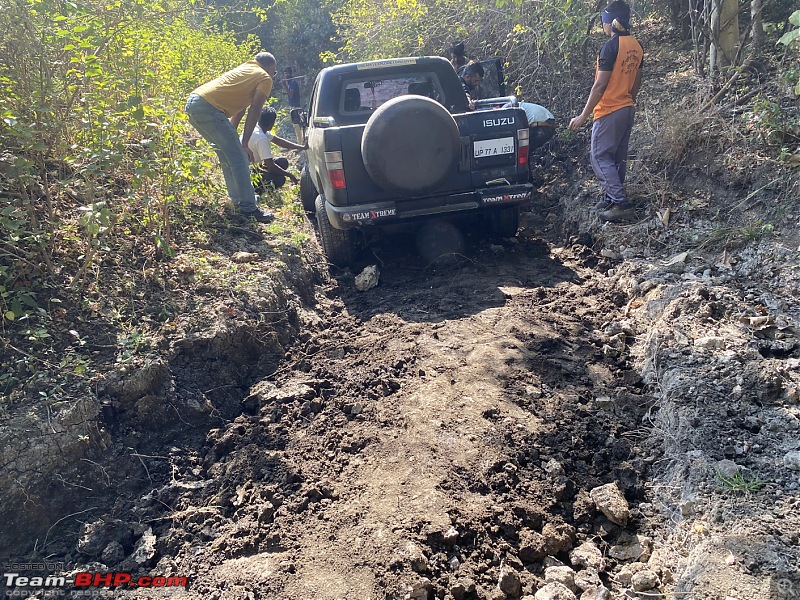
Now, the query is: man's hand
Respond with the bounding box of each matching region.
[289,173,300,185]
[242,142,254,164]
[568,114,588,131]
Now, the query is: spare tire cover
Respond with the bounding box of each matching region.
[361,96,460,196]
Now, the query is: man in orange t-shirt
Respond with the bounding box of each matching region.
[569,1,643,222]
[185,52,278,223]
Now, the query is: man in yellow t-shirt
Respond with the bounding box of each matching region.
[185,52,278,223]
[568,1,643,222]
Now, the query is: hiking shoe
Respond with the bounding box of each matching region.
[597,202,635,223]
[240,207,275,223]
[594,198,613,211]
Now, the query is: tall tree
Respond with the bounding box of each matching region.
[710,0,740,74]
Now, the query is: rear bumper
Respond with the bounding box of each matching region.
[325,183,533,230]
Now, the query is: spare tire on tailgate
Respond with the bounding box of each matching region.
[361,96,459,196]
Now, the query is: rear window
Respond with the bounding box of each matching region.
[340,73,445,115]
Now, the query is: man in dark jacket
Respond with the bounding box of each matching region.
[460,61,484,111]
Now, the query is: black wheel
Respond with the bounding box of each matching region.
[488,206,520,238]
[315,195,355,267]
[361,96,460,196]
[300,165,317,213]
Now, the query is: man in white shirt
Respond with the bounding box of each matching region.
[519,102,556,148]
[243,107,307,191]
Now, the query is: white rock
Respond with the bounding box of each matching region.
[355,265,379,291]
[545,566,577,592]
[715,459,740,479]
[589,482,630,526]
[579,587,611,600]
[631,569,661,591]
[694,336,725,350]
[534,582,577,600]
[569,542,604,571]
[783,451,800,471]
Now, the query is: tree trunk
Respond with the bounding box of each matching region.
[751,0,765,48]
[710,0,740,74]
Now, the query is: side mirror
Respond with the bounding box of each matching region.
[290,108,308,127]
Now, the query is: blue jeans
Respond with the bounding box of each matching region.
[590,106,635,205]
[185,94,258,211]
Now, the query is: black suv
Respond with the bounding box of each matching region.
[294,56,534,266]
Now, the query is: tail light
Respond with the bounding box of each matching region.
[325,151,346,189]
[517,128,530,167]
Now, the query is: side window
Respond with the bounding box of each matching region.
[467,59,505,100]
[308,80,320,122]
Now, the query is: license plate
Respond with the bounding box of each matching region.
[473,137,514,158]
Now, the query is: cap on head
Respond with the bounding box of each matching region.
[601,0,631,31]
[283,66,293,75]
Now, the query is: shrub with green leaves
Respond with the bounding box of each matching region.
[778,10,800,94]
[0,0,258,329]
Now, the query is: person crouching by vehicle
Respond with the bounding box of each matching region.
[505,102,556,181]
[243,107,307,192]
[520,102,556,149]
[504,101,556,149]
[460,61,484,110]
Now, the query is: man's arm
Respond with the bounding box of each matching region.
[260,158,299,184]
[272,135,307,151]
[568,70,611,131]
[230,108,246,128]
[462,81,476,111]
[240,90,268,163]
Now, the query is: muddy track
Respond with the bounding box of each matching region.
[84,224,655,600]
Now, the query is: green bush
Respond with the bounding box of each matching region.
[0,0,258,329]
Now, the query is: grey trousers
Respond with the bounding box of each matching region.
[591,106,635,205]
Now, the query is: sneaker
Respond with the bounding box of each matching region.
[597,202,635,223]
[240,207,275,223]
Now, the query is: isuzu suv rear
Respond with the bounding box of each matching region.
[295,56,533,266]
